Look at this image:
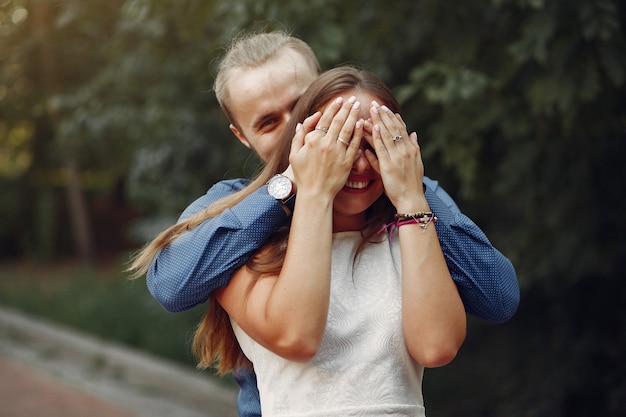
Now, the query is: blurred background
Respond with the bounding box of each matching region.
[0,0,624,416]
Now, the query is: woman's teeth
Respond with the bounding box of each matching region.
[346,180,369,189]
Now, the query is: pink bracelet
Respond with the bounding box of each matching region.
[396,217,437,229]
[377,213,438,236]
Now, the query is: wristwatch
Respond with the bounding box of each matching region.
[266,174,296,211]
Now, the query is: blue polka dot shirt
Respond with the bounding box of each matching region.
[146,176,519,417]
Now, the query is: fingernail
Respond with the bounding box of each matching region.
[372,106,378,114]
[356,120,362,129]
[348,96,356,104]
[296,123,302,131]
[381,105,390,112]
[372,100,380,107]
[353,100,360,110]
[336,97,343,104]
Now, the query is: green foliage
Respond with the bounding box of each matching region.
[426,275,626,417]
[1,0,625,415]
[0,262,207,367]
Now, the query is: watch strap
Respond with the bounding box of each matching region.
[281,193,296,212]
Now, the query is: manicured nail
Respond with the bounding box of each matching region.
[296,123,302,131]
[381,105,390,112]
[335,97,343,104]
[348,96,356,104]
[353,100,360,110]
[371,105,379,114]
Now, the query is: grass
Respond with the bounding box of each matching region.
[4,261,619,416]
[0,259,225,377]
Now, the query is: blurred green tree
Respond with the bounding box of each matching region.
[1,0,130,260]
[1,0,624,415]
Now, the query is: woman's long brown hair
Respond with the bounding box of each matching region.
[130,66,403,374]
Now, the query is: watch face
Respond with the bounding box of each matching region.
[268,175,292,200]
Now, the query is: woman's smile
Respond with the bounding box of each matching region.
[343,178,373,192]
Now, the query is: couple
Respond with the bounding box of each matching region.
[130,32,519,417]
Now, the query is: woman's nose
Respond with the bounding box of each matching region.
[352,149,371,172]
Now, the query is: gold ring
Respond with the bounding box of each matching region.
[393,135,402,142]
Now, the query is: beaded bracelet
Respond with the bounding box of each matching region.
[397,213,438,231]
[394,211,435,222]
[378,211,438,236]
[395,216,438,231]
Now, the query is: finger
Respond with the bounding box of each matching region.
[359,119,374,147]
[337,99,362,147]
[299,111,323,146]
[345,119,363,157]
[371,122,389,161]
[377,105,404,141]
[302,111,322,133]
[364,148,381,174]
[371,100,402,133]
[392,112,407,129]
[370,105,390,153]
[314,97,344,134]
[362,118,373,132]
[369,101,382,130]
[291,123,305,155]
[362,130,374,150]
[393,113,410,139]
[326,96,357,140]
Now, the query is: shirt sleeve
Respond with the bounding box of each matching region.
[146,180,288,312]
[233,370,262,417]
[423,177,520,323]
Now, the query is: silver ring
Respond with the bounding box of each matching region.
[337,137,350,146]
[315,126,329,133]
[393,135,402,142]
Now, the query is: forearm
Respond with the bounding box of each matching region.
[147,185,288,312]
[399,223,466,368]
[265,193,334,355]
[424,178,520,323]
[224,193,334,362]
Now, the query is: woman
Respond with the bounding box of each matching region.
[194,66,466,416]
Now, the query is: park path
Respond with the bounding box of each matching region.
[0,357,139,417]
[0,306,239,417]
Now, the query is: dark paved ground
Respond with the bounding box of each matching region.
[0,306,238,417]
[0,357,139,417]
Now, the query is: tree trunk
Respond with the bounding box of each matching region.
[32,0,94,263]
[63,157,95,262]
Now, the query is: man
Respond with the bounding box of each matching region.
[145,31,519,417]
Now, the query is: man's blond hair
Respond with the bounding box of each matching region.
[214,31,321,128]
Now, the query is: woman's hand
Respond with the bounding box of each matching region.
[289,96,363,199]
[365,101,427,213]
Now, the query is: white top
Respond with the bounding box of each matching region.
[232,231,426,417]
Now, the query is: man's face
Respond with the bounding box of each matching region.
[227,49,318,163]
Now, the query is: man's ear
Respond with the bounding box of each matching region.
[230,124,252,149]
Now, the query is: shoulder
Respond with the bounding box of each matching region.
[209,178,252,194]
[423,176,438,189]
[178,178,252,220]
[423,176,461,213]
